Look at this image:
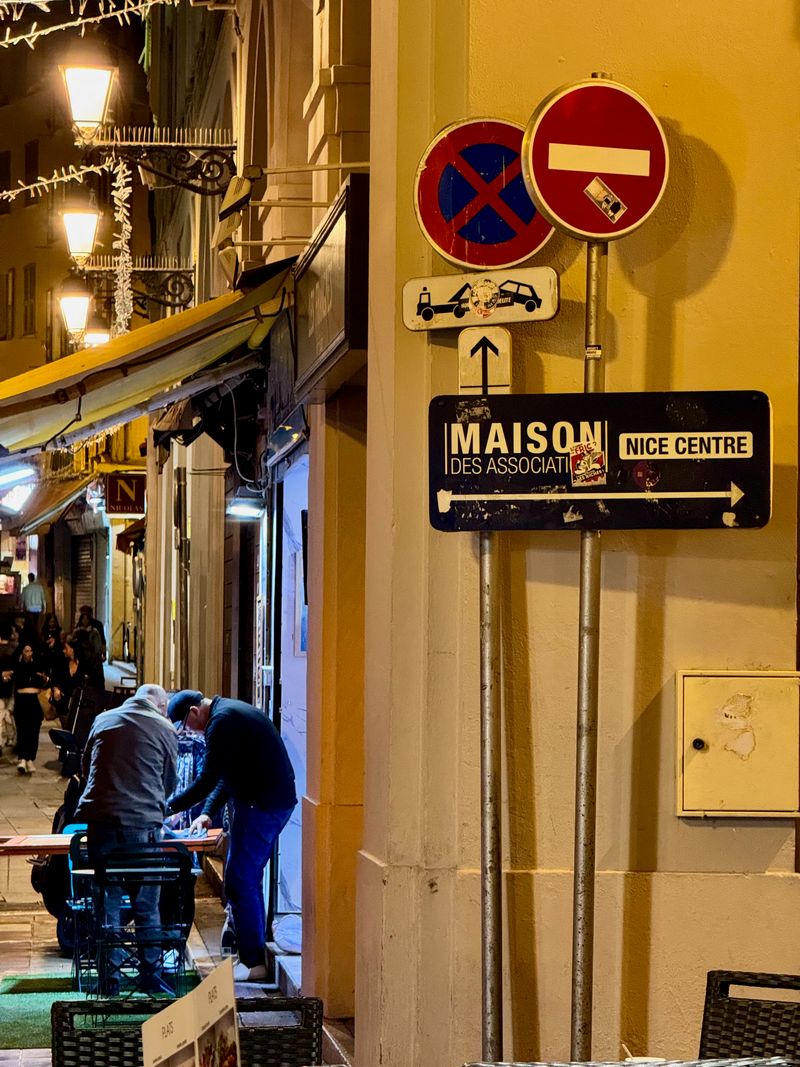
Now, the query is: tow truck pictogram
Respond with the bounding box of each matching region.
[416,283,472,321]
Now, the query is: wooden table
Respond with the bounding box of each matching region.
[0,828,223,855]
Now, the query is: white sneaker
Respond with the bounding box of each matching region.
[16,759,26,774]
[232,961,268,982]
[25,760,35,773]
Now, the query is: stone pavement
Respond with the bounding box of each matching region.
[0,722,74,1065]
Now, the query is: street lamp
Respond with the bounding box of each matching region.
[84,311,111,347]
[59,63,115,143]
[58,275,92,342]
[61,205,102,267]
[60,58,236,196]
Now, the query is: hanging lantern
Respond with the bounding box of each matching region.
[61,207,101,266]
[59,62,116,142]
[58,275,92,340]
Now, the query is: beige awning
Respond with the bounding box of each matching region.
[6,476,96,536]
[0,263,292,457]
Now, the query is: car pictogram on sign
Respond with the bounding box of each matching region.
[497,280,542,312]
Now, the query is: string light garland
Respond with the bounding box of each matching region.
[0,161,112,202]
[0,0,179,49]
[111,159,133,336]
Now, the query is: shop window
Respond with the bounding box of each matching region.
[0,151,10,216]
[22,263,35,336]
[24,141,38,206]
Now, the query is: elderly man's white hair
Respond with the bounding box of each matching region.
[135,684,169,715]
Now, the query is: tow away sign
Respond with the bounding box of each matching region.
[403,266,558,331]
[429,391,771,532]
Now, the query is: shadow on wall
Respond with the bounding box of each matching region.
[497,121,743,1057]
[499,533,540,1058]
[615,122,736,1058]
[616,121,736,390]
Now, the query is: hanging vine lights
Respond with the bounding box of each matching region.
[111,160,133,336]
[0,162,113,203]
[0,0,179,50]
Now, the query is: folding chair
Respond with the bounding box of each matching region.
[91,841,195,998]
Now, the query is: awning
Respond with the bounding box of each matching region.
[0,260,293,458]
[116,516,146,554]
[6,476,96,536]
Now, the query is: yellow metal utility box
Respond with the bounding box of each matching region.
[676,670,800,817]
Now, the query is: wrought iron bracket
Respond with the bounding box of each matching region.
[87,128,237,197]
[84,259,195,312]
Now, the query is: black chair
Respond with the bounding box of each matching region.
[92,841,195,998]
[699,969,800,1059]
[52,995,324,1067]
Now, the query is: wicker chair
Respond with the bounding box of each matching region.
[52,995,324,1067]
[699,970,800,1059]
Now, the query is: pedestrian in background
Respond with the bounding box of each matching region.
[21,573,46,635]
[10,640,47,774]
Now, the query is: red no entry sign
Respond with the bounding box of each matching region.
[522,79,669,241]
[415,119,554,269]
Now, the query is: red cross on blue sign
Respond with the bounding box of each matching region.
[415,119,554,270]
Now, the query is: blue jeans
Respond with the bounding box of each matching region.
[87,825,165,989]
[225,803,294,967]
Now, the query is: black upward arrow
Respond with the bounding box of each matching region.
[470,335,499,393]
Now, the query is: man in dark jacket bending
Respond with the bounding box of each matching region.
[166,690,297,982]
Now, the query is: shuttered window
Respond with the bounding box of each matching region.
[72,536,95,627]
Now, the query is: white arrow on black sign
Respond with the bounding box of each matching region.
[437,482,745,514]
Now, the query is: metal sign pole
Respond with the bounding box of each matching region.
[480,526,503,1062]
[570,240,607,1060]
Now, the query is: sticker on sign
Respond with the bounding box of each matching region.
[403,266,558,331]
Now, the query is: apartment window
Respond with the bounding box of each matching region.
[0,268,15,339]
[0,152,9,216]
[22,263,35,335]
[24,141,38,206]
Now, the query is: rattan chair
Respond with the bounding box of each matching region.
[51,995,324,1067]
[699,970,800,1059]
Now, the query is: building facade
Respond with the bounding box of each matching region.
[133,1,800,1065]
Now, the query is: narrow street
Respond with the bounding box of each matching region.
[0,715,229,1064]
[0,722,74,1066]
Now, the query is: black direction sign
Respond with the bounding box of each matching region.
[429,391,771,532]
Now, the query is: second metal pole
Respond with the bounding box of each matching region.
[480,528,503,1062]
[570,241,607,1060]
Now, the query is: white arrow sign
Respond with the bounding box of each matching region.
[458,327,511,395]
[437,482,745,514]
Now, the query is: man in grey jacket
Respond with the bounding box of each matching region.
[75,684,177,993]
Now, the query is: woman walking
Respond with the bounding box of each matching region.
[12,642,48,774]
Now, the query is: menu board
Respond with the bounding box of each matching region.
[142,959,240,1067]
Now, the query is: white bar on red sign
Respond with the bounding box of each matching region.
[548,143,651,176]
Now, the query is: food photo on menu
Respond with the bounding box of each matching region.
[198,1009,238,1067]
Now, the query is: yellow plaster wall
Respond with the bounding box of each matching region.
[360,2,800,1065]
[304,387,367,1016]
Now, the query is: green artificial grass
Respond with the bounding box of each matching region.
[0,972,199,1049]
[0,975,86,1049]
